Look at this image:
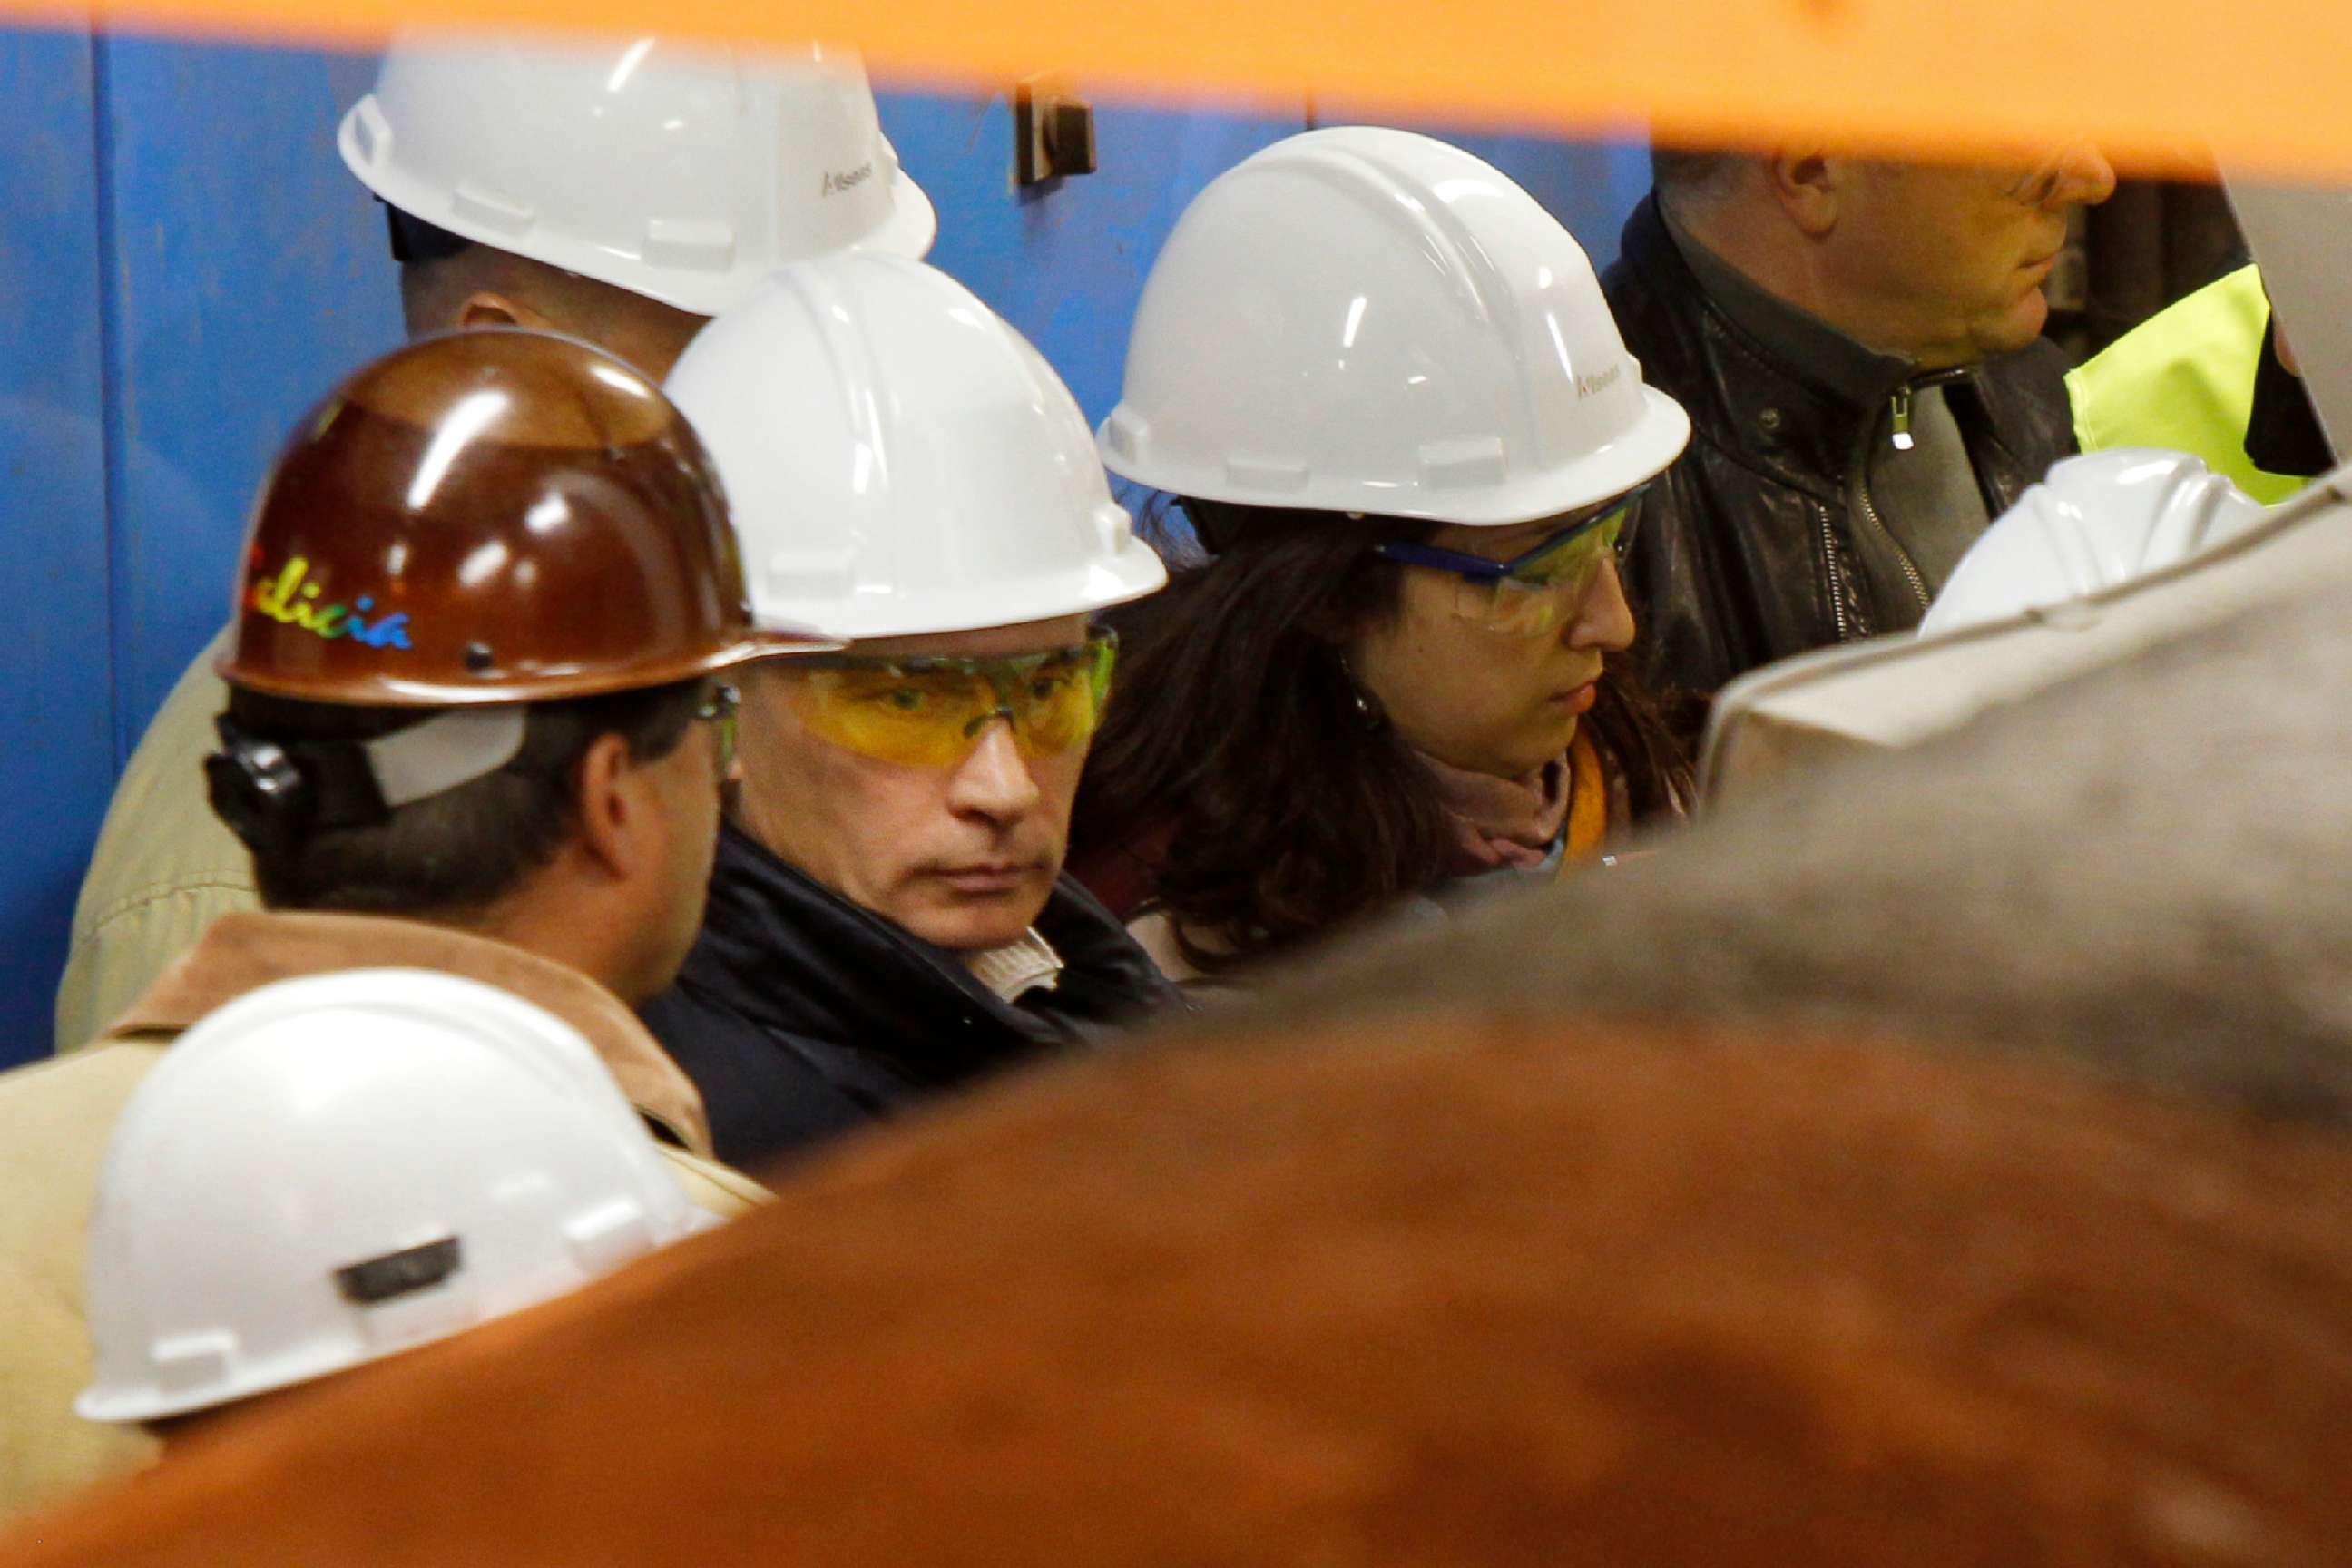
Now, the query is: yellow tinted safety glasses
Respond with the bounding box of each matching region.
[1374,486,1644,638]
[790,632,1119,769]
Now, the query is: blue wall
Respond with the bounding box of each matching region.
[0,26,1649,1063]
[95,39,406,753]
[0,30,115,1065]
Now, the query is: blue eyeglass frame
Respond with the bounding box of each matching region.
[1370,484,1650,583]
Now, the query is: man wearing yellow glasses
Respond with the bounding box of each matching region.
[638,253,1178,1168]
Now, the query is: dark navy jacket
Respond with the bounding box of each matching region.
[642,824,1181,1171]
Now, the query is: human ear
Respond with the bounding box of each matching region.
[455,290,554,333]
[1766,149,1841,239]
[571,732,650,885]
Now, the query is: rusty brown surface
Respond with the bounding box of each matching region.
[7,1016,2347,1566]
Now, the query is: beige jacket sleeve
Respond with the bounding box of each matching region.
[0,1046,168,1521]
[55,638,259,1051]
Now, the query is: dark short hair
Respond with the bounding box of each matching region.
[229,680,705,919]
[1649,146,1744,202]
[384,203,474,266]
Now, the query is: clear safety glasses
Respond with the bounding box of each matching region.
[789,632,1119,769]
[1373,485,1644,638]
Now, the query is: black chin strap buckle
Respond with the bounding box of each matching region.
[205,718,316,859]
[205,716,393,858]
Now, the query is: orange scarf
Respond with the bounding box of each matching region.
[1561,729,1609,867]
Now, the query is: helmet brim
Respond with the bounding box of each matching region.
[750,544,1171,642]
[858,165,939,262]
[340,104,943,318]
[1098,384,1694,530]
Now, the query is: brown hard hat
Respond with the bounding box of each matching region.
[219,328,827,706]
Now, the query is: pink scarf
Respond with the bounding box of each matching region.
[1418,750,1573,875]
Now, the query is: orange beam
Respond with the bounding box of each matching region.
[14,0,2341,181]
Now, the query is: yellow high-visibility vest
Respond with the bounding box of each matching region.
[2065,264,2307,505]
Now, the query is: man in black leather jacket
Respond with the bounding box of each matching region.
[1602,145,2115,732]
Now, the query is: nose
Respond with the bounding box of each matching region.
[1564,557,1637,654]
[2048,141,2116,210]
[946,718,1044,825]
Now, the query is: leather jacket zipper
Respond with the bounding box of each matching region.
[1815,503,1853,642]
[1847,375,1967,615]
[1857,473,1931,611]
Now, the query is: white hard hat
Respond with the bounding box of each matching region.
[1919,449,2270,637]
[1098,125,1690,527]
[79,970,711,1424]
[665,253,1169,640]
[338,33,937,315]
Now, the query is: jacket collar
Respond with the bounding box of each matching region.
[104,910,712,1155]
[1616,196,1975,497]
[965,929,1065,1002]
[666,824,1170,1082]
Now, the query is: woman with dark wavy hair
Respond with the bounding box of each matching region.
[1071,500,1689,980]
[1065,126,1695,982]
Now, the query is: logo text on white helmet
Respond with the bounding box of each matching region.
[821,162,875,197]
[1573,364,1623,400]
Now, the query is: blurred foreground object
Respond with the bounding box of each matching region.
[16,1,2352,181]
[2,1016,2346,1563]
